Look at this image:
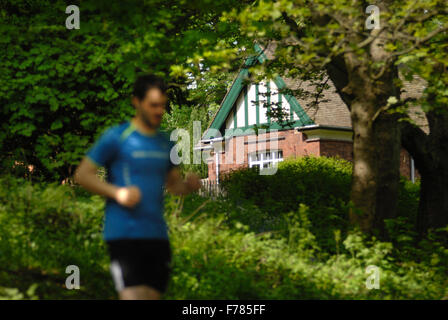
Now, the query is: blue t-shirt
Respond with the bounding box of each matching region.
[85,120,176,241]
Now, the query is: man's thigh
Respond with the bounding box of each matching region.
[107,238,172,299]
[119,285,162,300]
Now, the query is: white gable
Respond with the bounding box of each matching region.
[235,91,245,127]
[224,80,297,130]
[225,110,234,129]
[258,81,268,124]
[247,83,257,125]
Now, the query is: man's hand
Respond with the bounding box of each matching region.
[74,157,142,208]
[185,172,201,193]
[115,186,142,208]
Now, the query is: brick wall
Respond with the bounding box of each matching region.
[319,140,353,161]
[206,129,418,181]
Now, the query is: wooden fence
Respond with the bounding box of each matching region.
[198,179,225,198]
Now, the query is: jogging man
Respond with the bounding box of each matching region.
[74,74,201,300]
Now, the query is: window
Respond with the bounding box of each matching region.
[248,150,283,170]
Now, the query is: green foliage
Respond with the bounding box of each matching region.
[221,156,352,211]
[220,156,423,253]
[0,174,115,299]
[165,196,448,299]
[0,173,446,299]
[220,156,352,252]
[0,284,38,300]
[162,71,237,178]
[0,1,137,180]
[0,0,247,181]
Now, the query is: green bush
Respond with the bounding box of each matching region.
[220,156,352,252]
[164,199,448,299]
[0,284,38,300]
[221,156,352,213]
[219,156,421,253]
[0,174,115,299]
[1,173,445,300]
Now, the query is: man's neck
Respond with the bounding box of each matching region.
[131,117,157,136]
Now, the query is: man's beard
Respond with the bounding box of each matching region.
[141,111,159,129]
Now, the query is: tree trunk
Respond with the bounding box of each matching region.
[300,1,403,237]
[349,100,401,236]
[401,111,448,236]
[328,51,401,237]
[417,168,448,235]
[349,100,377,232]
[372,112,401,237]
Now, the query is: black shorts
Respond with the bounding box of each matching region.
[106,238,172,294]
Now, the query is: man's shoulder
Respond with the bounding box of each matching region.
[103,121,133,141]
[101,121,129,133]
[92,122,132,149]
[86,121,131,166]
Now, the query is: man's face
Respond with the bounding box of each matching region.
[133,88,168,129]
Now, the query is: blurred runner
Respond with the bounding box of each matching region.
[74,74,201,300]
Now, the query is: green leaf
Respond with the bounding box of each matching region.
[50,120,63,130]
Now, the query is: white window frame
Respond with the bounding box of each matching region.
[248,150,283,169]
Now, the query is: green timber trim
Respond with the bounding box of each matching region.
[254,43,268,64]
[203,43,314,139]
[223,121,306,138]
[278,92,282,110]
[205,68,249,138]
[233,106,237,129]
[244,85,248,127]
[244,55,258,67]
[274,76,313,126]
[255,84,260,126]
[254,43,313,126]
[266,81,271,125]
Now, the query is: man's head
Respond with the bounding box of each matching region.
[132,74,168,129]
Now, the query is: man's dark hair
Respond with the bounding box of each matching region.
[133,74,168,100]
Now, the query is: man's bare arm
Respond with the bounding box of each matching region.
[74,157,118,198]
[74,157,141,208]
[165,167,201,196]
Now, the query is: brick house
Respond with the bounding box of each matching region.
[196,43,422,183]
